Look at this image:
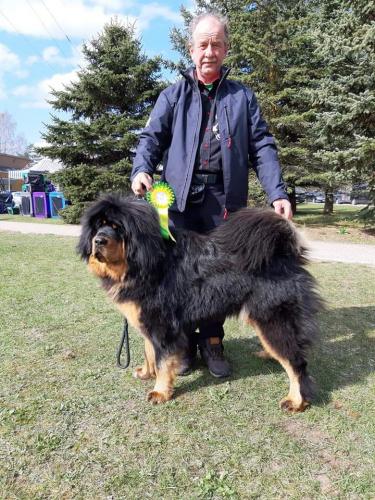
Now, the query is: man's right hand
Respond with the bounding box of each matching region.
[131,172,153,196]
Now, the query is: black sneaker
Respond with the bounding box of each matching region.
[199,337,231,378]
[177,341,197,376]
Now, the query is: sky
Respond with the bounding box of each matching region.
[0,0,193,149]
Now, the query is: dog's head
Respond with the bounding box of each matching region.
[78,194,166,282]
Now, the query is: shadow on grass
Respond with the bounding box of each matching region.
[175,337,284,398]
[295,213,358,227]
[293,205,371,230]
[175,306,375,406]
[313,305,375,406]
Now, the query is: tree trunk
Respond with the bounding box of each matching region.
[289,187,297,215]
[323,189,334,214]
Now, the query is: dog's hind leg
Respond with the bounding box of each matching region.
[253,349,273,360]
[133,338,156,380]
[147,354,181,404]
[250,319,313,413]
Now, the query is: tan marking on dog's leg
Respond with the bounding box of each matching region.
[145,338,157,377]
[240,313,274,360]
[116,301,142,331]
[253,350,273,359]
[116,301,157,380]
[252,322,309,413]
[133,338,156,380]
[147,355,180,404]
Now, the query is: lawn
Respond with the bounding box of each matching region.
[1,233,374,498]
[294,203,375,245]
[0,214,64,225]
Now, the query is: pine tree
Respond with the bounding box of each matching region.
[307,0,375,215]
[37,19,165,222]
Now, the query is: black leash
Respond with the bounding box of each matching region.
[115,195,143,369]
[116,318,130,369]
[115,195,148,369]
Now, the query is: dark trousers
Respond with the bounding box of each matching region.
[169,184,226,341]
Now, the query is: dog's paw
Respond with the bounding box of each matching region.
[147,390,172,404]
[133,366,153,381]
[280,397,310,413]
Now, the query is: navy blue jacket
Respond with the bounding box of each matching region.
[132,67,288,212]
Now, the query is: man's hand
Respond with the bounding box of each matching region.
[273,198,293,220]
[131,172,153,197]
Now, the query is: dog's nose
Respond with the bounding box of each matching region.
[95,236,108,247]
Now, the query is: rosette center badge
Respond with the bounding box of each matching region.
[146,181,176,241]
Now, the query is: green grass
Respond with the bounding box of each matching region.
[294,203,375,244]
[294,203,366,227]
[1,233,375,498]
[0,214,64,224]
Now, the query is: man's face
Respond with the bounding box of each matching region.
[189,17,228,83]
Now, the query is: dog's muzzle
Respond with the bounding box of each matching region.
[92,226,122,262]
[95,235,109,247]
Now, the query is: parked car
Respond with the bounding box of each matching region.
[350,185,371,205]
[304,191,317,202]
[334,192,351,204]
[312,192,325,203]
[295,192,306,203]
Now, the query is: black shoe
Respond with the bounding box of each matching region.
[177,342,197,376]
[199,337,231,378]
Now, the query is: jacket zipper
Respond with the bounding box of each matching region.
[223,105,232,149]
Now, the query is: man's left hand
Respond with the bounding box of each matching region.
[273,199,293,220]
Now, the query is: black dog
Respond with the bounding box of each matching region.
[78,194,323,411]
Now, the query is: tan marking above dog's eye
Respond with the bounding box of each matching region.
[112,223,118,230]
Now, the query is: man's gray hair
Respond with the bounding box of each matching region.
[188,11,229,46]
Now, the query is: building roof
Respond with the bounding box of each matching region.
[30,157,64,173]
[0,152,30,172]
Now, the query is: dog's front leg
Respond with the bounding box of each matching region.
[133,338,156,380]
[147,354,180,404]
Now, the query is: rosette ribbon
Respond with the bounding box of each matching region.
[146,181,176,242]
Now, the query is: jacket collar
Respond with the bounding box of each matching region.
[181,66,231,88]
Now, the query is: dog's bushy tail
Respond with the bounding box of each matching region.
[213,208,306,271]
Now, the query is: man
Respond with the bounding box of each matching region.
[131,12,292,378]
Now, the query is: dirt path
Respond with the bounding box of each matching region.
[1,220,375,266]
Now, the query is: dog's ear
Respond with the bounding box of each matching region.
[77,220,93,261]
[77,200,101,261]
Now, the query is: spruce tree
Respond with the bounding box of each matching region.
[307,0,375,215]
[37,19,165,222]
